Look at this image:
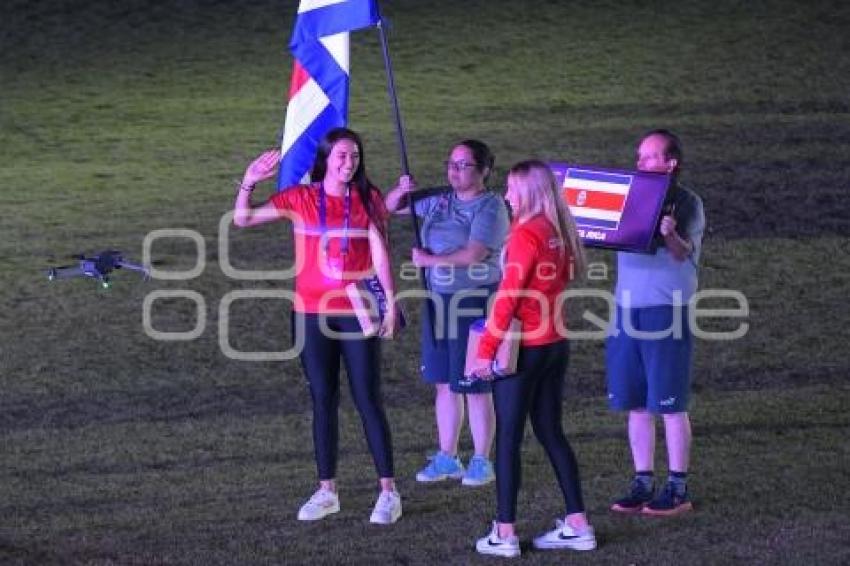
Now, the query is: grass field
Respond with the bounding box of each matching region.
[1,0,849,564]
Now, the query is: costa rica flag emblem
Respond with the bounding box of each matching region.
[562,169,633,230]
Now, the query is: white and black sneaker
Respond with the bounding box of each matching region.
[476,521,521,558]
[532,518,596,551]
[297,488,340,521]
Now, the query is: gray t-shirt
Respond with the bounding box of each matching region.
[414,189,510,294]
[615,184,706,307]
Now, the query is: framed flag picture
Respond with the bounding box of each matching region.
[547,162,671,254]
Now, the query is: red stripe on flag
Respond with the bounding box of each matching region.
[288,61,311,99]
[563,187,626,211]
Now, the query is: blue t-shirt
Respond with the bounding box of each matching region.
[414,189,510,294]
[615,184,705,307]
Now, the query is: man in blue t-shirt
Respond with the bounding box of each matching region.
[607,129,705,516]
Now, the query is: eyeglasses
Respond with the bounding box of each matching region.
[444,160,477,172]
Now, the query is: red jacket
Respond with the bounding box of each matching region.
[477,213,574,360]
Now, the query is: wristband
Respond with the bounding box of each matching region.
[235,179,255,193]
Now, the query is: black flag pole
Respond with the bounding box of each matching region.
[376,18,409,176]
[375,13,435,346]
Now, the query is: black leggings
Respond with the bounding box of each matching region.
[294,312,394,480]
[492,340,585,523]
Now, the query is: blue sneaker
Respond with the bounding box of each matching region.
[610,477,655,514]
[416,451,465,482]
[642,480,693,516]
[462,455,495,486]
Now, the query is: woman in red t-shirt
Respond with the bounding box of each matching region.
[232,128,401,525]
[469,160,596,557]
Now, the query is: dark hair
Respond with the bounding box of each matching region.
[310,127,383,232]
[453,139,495,181]
[642,128,683,171]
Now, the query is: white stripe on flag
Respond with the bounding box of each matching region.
[564,178,631,195]
[281,79,330,154]
[319,32,350,73]
[568,207,622,221]
[298,0,347,14]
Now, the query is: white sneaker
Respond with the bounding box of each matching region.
[369,490,402,524]
[297,488,340,521]
[476,521,521,558]
[532,518,596,551]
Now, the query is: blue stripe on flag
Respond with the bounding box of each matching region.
[575,217,620,229]
[290,1,380,109]
[290,42,349,114]
[278,104,341,189]
[567,169,631,186]
[290,2,380,48]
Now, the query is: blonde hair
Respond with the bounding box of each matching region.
[507,160,586,276]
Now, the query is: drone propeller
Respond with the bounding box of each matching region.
[59,253,166,266]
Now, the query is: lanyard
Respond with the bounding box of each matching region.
[318,182,351,256]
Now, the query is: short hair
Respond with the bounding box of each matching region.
[642,128,683,169]
[453,139,495,181]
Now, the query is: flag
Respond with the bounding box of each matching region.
[277,0,381,189]
[562,168,633,230]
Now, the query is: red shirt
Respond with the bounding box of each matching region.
[477,213,575,360]
[270,183,388,313]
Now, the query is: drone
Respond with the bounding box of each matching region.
[46,250,150,288]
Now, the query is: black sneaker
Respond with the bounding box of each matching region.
[610,477,655,513]
[642,480,693,516]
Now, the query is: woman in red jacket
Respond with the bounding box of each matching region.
[469,160,596,558]
[233,128,401,525]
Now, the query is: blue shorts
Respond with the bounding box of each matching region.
[606,305,692,414]
[421,286,496,394]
